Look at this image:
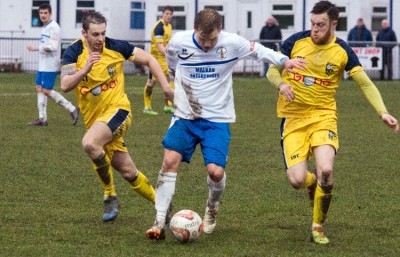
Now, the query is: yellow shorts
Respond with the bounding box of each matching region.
[148,56,168,80]
[96,107,132,159]
[281,114,339,168]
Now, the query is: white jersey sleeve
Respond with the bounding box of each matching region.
[38,20,61,72]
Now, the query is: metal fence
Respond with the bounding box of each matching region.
[0,37,399,80]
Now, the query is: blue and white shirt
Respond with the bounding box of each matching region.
[166,30,288,122]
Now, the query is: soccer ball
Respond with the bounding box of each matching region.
[170,209,204,243]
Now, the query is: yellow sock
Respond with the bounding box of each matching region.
[93,153,116,197]
[304,171,316,188]
[167,81,175,106]
[129,171,155,204]
[144,84,153,109]
[313,183,333,226]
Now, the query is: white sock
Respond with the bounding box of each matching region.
[155,171,177,224]
[37,92,47,121]
[49,90,75,113]
[207,173,226,209]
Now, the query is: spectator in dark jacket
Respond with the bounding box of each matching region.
[376,19,397,80]
[259,16,282,77]
[347,18,373,47]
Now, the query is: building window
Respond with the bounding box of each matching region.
[130,1,145,29]
[336,6,347,32]
[371,6,387,31]
[76,0,95,28]
[247,11,252,29]
[204,5,225,30]
[157,5,187,30]
[31,0,50,27]
[271,3,294,30]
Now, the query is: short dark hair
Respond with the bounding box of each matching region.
[163,6,173,14]
[194,9,222,34]
[82,11,107,31]
[39,3,52,13]
[311,1,339,21]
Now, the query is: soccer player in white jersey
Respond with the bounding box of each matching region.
[27,3,79,126]
[146,8,306,240]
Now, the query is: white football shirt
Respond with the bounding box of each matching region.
[38,20,61,72]
[166,30,288,122]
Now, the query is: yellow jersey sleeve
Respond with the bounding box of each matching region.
[351,70,388,115]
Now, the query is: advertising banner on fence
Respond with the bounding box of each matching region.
[351,47,382,70]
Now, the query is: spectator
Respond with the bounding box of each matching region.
[259,16,282,77]
[376,19,397,80]
[347,18,372,47]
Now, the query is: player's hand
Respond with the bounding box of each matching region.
[279,83,295,102]
[381,113,400,133]
[163,87,174,103]
[284,58,306,73]
[83,52,101,73]
[27,45,37,52]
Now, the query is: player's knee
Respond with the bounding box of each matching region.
[81,137,98,155]
[207,167,225,182]
[287,174,306,189]
[318,168,333,187]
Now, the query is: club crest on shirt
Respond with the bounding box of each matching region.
[107,64,117,78]
[216,47,227,60]
[325,62,338,76]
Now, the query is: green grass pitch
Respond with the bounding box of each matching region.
[0,73,399,256]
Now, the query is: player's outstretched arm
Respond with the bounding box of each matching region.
[352,70,399,133]
[132,48,174,102]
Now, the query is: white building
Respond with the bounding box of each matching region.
[1,0,399,40]
[0,0,399,75]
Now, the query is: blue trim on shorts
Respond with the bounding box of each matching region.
[162,118,230,168]
[35,71,58,89]
[107,109,129,134]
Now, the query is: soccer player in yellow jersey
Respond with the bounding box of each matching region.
[143,6,175,115]
[267,0,399,245]
[60,11,174,222]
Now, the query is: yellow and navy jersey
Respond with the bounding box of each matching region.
[150,19,172,58]
[62,37,137,128]
[278,31,363,117]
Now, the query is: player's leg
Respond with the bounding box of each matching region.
[41,72,79,125]
[310,144,335,245]
[143,73,158,115]
[147,117,196,240]
[82,121,117,221]
[111,150,155,203]
[29,72,48,126]
[146,150,181,240]
[201,121,230,234]
[83,109,131,221]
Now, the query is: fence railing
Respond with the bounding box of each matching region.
[0,37,399,80]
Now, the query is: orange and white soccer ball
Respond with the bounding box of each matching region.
[170,209,204,243]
